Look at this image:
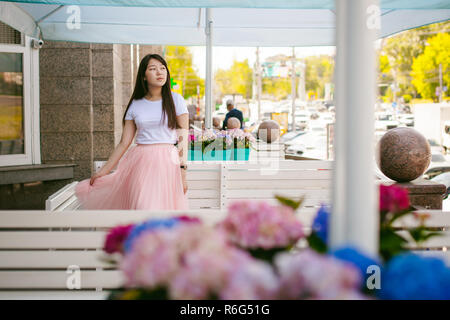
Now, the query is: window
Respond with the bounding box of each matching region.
[0,22,40,166]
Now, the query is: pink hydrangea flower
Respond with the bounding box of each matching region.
[379,184,410,213]
[120,224,228,289]
[120,222,281,300]
[274,249,364,300]
[169,244,251,299]
[218,200,305,249]
[219,258,280,300]
[103,224,134,254]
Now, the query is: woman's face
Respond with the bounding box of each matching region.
[144,58,168,88]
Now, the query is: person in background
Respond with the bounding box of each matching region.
[226,117,241,130]
[213,116,222,131]
[222,99,243,130]
[187,104,197,127]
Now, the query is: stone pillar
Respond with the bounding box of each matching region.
[91,44,116,166]
[40,41,94,182]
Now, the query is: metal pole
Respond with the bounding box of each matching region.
[256,47,261,123]
[298,61,306,102]
[205,8,213,129]
[332,0,379,255]
[331,0,348,249]
[291,47,296,132]
[439,63,443,103]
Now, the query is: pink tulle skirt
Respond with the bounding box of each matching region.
[75,143,188,210]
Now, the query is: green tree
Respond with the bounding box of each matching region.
[411,32,450,100]
[164,46,204,99]
[304,55,334,99]
[378,21,450,100]
[262,77,293,100]
[214,59,253,100]
[378,54,393,98]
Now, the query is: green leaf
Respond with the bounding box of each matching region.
[409,227,442,244]
[386,206,415,226]
[274,194,305,211]
[379,228,408,262]
[247,247,289,263]
[306,232,328,254]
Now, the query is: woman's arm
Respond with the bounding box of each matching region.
[176,113,189,166]
[98,120,137,175]
[176,113,189,194]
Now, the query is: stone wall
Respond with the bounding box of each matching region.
[40,41,94,182]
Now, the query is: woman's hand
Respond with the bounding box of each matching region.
[181,169,188,194]
[90,170,108,186]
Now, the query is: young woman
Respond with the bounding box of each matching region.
[75,54,189,210]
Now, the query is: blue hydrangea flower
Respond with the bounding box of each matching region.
[312,204,329,244]
[331,246,383,290]
[123,218,180,253]
[378,253,450,300]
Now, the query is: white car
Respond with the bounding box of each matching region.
[284,131,328,159]
[375,113,399,131]
[398,114,414,127]
[285,143,306,156]
[424,153,450,179]
[295,112,310,130]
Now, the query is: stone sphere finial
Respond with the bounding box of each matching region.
[258,120,280,143]
[377,127,431,182]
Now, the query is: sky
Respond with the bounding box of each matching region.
[189,46,336,78]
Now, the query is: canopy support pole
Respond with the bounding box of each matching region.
[256,46,261,123]
[331,0,379,255]
[204,8,213,129]
[36,5,64,25]
[291,47,296,132]
[0,2,39,38]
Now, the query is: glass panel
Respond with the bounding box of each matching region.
[0,52,24,155]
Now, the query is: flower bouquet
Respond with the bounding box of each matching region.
[202,129,233,161]
[104,216,279,300]
[217,199,305,263]
[188,129,203,161]
[228,128,256,161]
[103,200,370,300]
[300,184,450,299]
[306,184,442,262]
[102,186,450,300]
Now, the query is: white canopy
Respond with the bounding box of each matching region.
[0,1,449,45]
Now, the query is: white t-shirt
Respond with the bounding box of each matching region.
[124,92,189,145]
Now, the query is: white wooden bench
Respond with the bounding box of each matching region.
[0,209,226,300]
[0,209,448,299]
[46,159,332,225]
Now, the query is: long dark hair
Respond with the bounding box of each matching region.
[122,54,179,130]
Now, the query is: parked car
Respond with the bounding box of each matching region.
[285,143,306,156]
[431,171,450,199]
[375,113,399,131]
[280,130,306,143]
[295,112,310,130]
[443,120,450,154]
[398,114,414,127]
[428,139,445,155]
[424,153,450,179]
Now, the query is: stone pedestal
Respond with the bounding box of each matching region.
[381,178,447,210]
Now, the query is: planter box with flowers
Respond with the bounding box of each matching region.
[102,184,450,300]
[188,128,256,161]
[228,128,256,161]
